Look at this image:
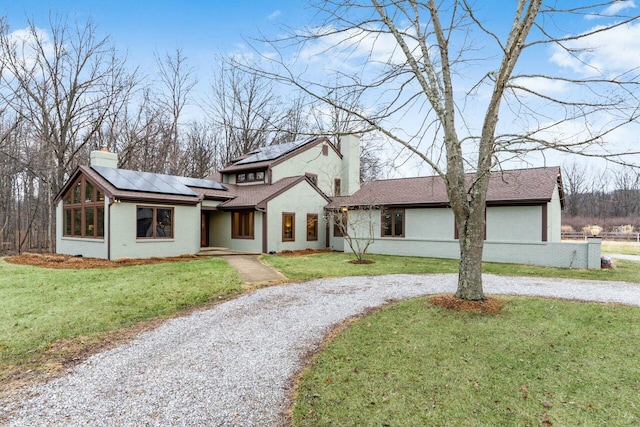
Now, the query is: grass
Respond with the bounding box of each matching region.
[602,240,640,256]
[0,258,242,372]
[293,296,640,426]
[263,251,640,283]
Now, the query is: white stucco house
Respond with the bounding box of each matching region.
[54,135,601,268]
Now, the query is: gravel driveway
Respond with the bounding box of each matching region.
[2,274,640,426]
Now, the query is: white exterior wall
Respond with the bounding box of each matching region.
[209,211,264,253]
[340,199,599,269]
[486,206,542,241]
[265,181,329,253]
[109,202,200,259]
[271,143,343,196]
[548,186,562,242]
[359,237,600,269]
[56,199,109,259]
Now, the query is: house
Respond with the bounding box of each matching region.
[327,167,599,269]
[55,136,358,260]
[54,135,601,268]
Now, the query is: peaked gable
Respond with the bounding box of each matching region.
[219,176,331,210]
[219,137,340,174]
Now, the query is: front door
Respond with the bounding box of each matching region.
[200,212,209,247]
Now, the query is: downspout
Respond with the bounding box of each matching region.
[107,198,114,260]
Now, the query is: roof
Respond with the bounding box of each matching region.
[218,176,330,210]
[92,166,226,196]
[55,166,233,205]
[219,137,337,173]
[327,166,563,209]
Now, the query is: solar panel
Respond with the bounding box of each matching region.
[234,138,315,165]
[176,176,227,191]
[93,166,200,196]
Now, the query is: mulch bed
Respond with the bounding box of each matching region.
[4,252,199,269]
[275,248,333,257]
[429,294,505,313]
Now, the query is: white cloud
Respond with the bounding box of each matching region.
[267,10,282,21]
[2,26,56,75]
[586,1,636,20]
[549,20,640,76]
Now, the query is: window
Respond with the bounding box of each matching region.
[62,176,105,238]
[282,212,295,241]
[334,178,341,196]
[333,210,347,237]
[237,171,265,183]
[232,211,254,239]
[322,144,328,156]
[137,206,173,239]
[382,208,404,237]
[306,173,318,185]
[307,214,318,241]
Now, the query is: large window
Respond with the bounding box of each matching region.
[382,208,404,237]
[232,211,254,239]
[62,176,105,238]
[282,212,295,241]
[307,213,318,241]
[137,206,173,239]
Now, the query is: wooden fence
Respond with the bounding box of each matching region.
[562,231,640,242]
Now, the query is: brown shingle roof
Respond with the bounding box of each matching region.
[219,176,329,209]
[328,166,562,209]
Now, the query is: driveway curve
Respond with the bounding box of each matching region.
[2,274,640,426]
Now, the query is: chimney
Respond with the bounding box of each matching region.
[339,134,361,196]
[90,147,118,168]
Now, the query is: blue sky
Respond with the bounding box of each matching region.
[1,1,639,175]
[0,0,311,72]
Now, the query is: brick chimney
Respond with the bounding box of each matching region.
[90,147,118,168]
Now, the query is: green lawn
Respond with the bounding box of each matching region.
[263,251,640,283]
[0,258,242,372]
[602,240,640,256]
[293,296,640,426]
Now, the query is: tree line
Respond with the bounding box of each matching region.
[562,162,640,232]
[0,16,383,254]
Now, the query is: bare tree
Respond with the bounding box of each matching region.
[209,62,280,166]
[155,48,198,174]
[562,162,590,217]
[326,207,376,262]
[243,0,640,300]
[0,15,137,251]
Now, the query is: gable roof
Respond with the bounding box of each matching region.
[55,166,232,205]
[328,166,563,209]
[218,176,331,210]
[219,137,339,173]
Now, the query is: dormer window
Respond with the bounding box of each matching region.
[237,171,265,184]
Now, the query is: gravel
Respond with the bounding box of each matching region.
[2,274,640,426]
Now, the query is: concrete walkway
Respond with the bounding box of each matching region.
[221,255,286,284]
